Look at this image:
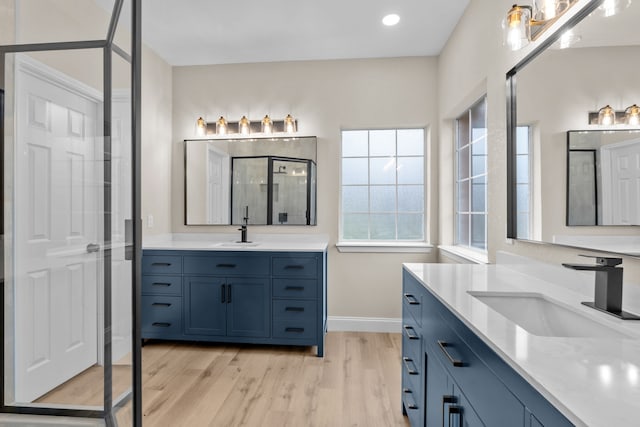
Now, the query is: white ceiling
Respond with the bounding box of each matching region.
[137,0,470,66]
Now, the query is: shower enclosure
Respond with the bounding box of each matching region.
[231,156,317,225]
[0,1,142,425]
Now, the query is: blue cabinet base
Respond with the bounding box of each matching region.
[143,250,327,357]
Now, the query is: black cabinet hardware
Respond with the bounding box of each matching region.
[285,285,304,291]
[151,302,171,307]
[152,322,171,327]
[227,284,232,303]
[221,284,226,303]
[403,325,419,340]
[438,340,464,367]
[151,262,171,267]
[216,263,236,268]
[402,357,418,375]
[285,327,304,333]
[285,265,305,270]
[285,307,305,312]
[404,293,420,305]
[152,282,171,287]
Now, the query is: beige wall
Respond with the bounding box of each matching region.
[172,58,440,319]
[438,0,640,281]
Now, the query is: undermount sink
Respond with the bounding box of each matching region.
[211,241,261,247]
[467,291,631,338]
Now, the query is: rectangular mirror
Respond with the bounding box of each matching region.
[506,0,640,256]
[185,136,317,225]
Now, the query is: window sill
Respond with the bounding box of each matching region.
[438,245,489,264]
[336,242,434,253]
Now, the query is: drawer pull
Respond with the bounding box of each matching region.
[216,263,236,268]
[402,356,418,375]
[285,285,305,291]
[151,262,171,267]
[152,322,171,328]
[285,327,305,333]
[437,340,464,367]
[448,405,463,427]
[151,302,172,307]
[402,389,418,410]
[152,282,172,287]
[284,265,305,270]
[285,307,305,312]
[403,293,420,305]
[403,325,419,340]
[442,395,457,427]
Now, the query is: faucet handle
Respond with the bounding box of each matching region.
[578,254,622,267]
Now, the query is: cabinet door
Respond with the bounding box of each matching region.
[184,277,226,336]
[226,278,270,338]
[425,352,452,427]
[447,384,485,427]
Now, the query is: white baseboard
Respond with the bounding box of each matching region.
[327,316,402,333]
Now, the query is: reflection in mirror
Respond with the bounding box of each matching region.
[567,130,640,226]
[507,0,640,256]
[185,136,317,225]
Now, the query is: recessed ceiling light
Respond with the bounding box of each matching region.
[382,14,400,26]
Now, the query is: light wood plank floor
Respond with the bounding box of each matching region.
[141,332,410,427]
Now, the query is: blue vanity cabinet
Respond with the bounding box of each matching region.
[401,274,425,427]
[142,249,327,356]
[402,268,573,427]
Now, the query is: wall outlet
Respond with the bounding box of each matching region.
[147,214,154,228]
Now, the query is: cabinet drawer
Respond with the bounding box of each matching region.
[141,296,182,337]
[184,254,269,276]
[401,385,422,427]
[142,275,182,296]
[402,271,423,327]
[425,302,524,427]
[272,257,317,277]
[273,278,317,299]
[272,319,316,340]
[273,299,316,320]
[142,255,182,274]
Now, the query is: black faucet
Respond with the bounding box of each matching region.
[238,206,250,243]
[562,255,640,320]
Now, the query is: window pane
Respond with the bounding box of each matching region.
[471,127,487,142]
[517,213,530,239]
[516,127,530,154]
[342,186,368,213]
[370,157,396,185]
[470,98,487,129]
[516,184,530,212]
[342,158,368,185]
[471,214,486,250]
[369,130,396,156]
[398,185,423,212]
[370,214,396,240]
[342,130,368,157]
[458,181,469,212]
[456,115,470,148]
[516,155,529,183]
[397,129,424,156]
[457,147,469,179]
[343,214,369,239]
[471,178,486,212]
[370,186,396,212]
[471,152,486,177]
[397,157,424,185]
[398,214,424,240]
[457,214,470,246]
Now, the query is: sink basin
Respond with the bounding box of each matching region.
[211,241,261,247]
[467,291,630,338]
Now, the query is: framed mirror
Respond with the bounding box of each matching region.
[507,0,640,256]
[185,136,317,225]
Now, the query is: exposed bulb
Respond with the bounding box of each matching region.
[239,116,251,135]
[196,117,207,136]
[216,116,228,135]
[598,105,616,126]
[261,115,273,134]
[625,104,640,126]
[284,114,297,133]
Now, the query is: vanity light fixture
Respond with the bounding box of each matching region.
[196,117,207,136]
[261,115,273,134]
[215,116,228,135]
[625,104,640,126]
[238,115,251,135]
[284,114,297,133]
[504,0,577,51]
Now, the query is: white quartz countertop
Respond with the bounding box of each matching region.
[143,233,329,252]
[403,262,640,427]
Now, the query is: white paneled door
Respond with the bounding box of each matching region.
[14,61,101,403]
[601,139,640,225]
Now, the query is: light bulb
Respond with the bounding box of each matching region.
[284,114,297,133]
[196,117,207,136]
[261,115,273,134]
[504,5,531,51]
[598,105,616,126]
[625,104,640,126]
[239,116,251,135]
[215,116,227,135]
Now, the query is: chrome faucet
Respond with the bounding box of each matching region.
[562,255,640,320]
[238,205,250,243]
